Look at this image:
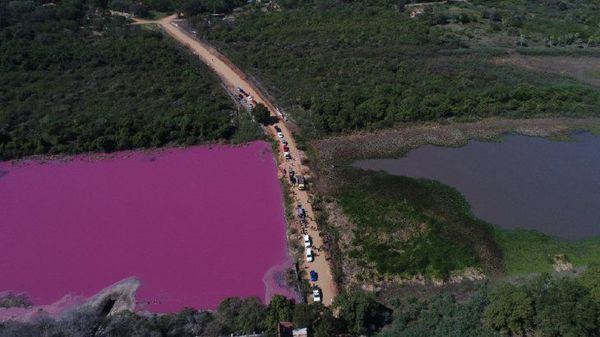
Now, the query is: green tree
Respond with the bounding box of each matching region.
[251,103,271,125]
[580,263,600,301]
[535,278,600,337]
[216,297,266,334]
[333,290,391,336]
[293,303,321,330]
[484,284,534,336]
[313,307,340,337]
[264,295,295,331]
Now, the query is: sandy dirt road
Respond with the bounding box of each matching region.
[132,14,338,305]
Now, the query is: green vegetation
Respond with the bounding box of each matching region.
[495,228,600,275]
[197,1,600,137]
[334,290,392,336]
[0,0,262,160]
[336,169,600,279]
[0,293,385,337]
[4,269,600,336]
[231,112,265,143]
[338,170,501,278]
[101,0,245,17]
[379,266,600,337]
[484,271,600,337]
[379,265,600,337]
[251,102,277,125]
[378,289,498,337]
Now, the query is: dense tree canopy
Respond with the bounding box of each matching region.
[200,1,600,138]
[0,0,256,160]
[3,269,599,336]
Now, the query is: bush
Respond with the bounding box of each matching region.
[0,0,259,160]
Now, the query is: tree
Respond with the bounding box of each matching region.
[180,0,204,17]
[251,103,271,125]
[293,303,320,330]
[265,295,295,331]
[580,263,600,301]
[484,284,534,336]
[333,290,391,336]
[313,307,340,337]
[129,2,148,17]
[216,297,266,334]
[535,278,600,337]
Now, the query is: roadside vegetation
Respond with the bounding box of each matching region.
[196,0,600,138]
[0,0,260,160]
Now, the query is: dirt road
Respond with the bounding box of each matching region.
[132,14,338,305]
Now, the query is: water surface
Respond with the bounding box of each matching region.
[354,133,600,240]
[0,142,294,313]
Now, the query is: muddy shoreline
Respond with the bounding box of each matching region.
[311,117,600,190]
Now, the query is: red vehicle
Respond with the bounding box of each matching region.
[283,145,290,152]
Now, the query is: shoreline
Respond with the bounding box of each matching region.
[313,117,600,166]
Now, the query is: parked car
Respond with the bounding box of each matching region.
[312,287,321,302]
[306,248,314,262]
[310,270,318,282]
[281,139,288,145]
[277,131,284,138]
[303,234,311,248]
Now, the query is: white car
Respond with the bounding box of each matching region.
[277,131,284,138]
[312,288,321,302]
[303,234,311,248]
[306,248,314,262]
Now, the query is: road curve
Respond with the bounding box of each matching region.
[133,14,338,306]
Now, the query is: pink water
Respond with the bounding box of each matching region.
[0,142,295,314]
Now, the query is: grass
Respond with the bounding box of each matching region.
[495,228,600,275]
[335,168,600,280]
[336,170,501,279]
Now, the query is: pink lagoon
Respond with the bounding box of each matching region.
[0,141,295,314]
